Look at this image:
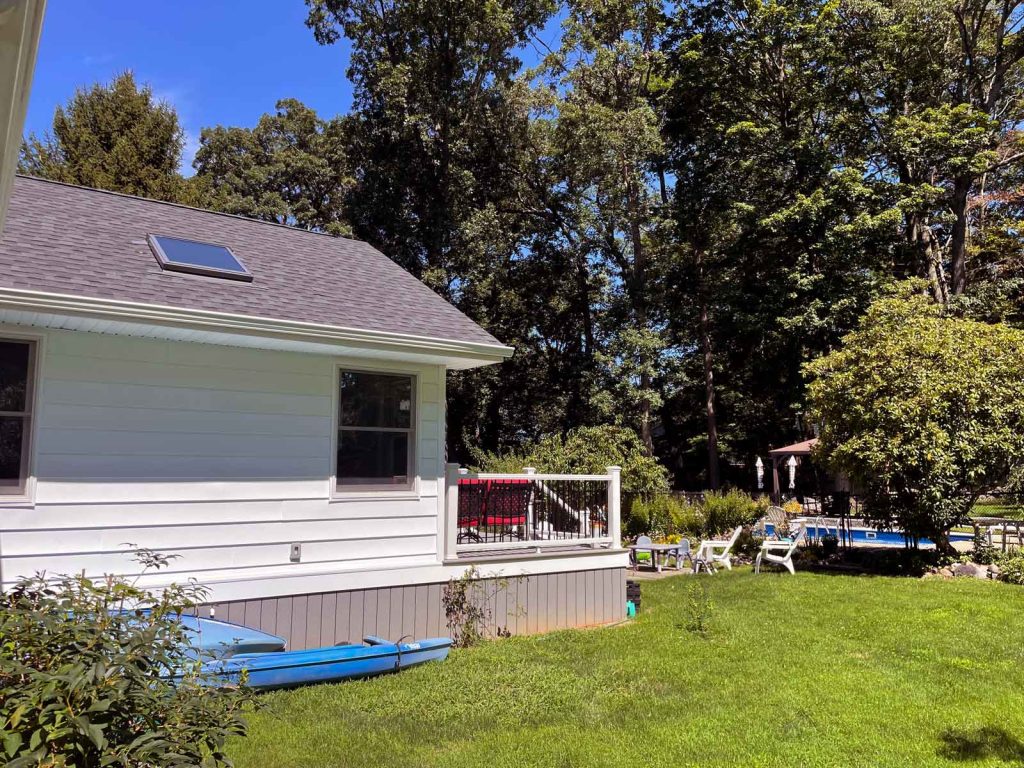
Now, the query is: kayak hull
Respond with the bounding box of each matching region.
[178,614,287,657]
[201,636,452,690]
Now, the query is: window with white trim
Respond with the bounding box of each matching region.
[0,339,36,495]
[336,370,415,490]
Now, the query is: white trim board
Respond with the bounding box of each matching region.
[0,287,514,369]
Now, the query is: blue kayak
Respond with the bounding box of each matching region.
[178,614,287,657]
[199,635,452,690]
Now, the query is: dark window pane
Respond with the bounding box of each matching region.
[339,372,412,429]
[0,341,29,412]
[153,235,246,272]
[0,416,24,490]
[337,430,409,486]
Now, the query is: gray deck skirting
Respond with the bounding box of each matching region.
[200,566,627,650]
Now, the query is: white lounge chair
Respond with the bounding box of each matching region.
[755,525,807,574]
[694,526,743,573]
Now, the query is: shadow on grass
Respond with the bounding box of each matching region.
[937,726,1024,763]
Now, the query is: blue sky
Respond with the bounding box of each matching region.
[24,2,357,174]
[25,3,564,176]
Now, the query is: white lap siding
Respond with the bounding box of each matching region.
[0,329,446,597]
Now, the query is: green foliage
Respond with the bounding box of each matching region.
[19,72,187,202]
[807,286,1024,545]
[626,489,764,539]
[683,580,713,636]
[997,552,1024,585]
[0,551,255,767]
[972,529,1001,565]
[472,425,669,497]
[442,566,512,647]
[625,494,703,539]
[700,489,765,537]
[193,99,354,235]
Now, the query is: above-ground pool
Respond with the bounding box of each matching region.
[764,522,973,548]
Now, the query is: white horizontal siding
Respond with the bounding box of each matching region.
[0,328,448,594]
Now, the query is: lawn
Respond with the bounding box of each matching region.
[229,570,1024,768]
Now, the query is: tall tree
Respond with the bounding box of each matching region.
[305,0,562,459]
[834,0,1024,302]
[662,0,894,486]
[193,99,354,235]
[305,0,556,289]
[19,72,186,202]
[538,0,672,456]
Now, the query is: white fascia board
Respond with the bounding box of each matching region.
[0,1,45,234]
[0,286,515,368]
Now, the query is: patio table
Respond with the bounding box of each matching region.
[628,542,686,572]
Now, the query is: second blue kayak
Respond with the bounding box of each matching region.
[200,635,452,689]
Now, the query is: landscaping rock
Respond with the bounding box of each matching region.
[952,562,989,579]
[988,564,1001,578]
[938,568,954,579]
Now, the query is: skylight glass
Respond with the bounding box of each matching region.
[148,235,252,282]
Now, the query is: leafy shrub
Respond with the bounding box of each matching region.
[972,528,1001,565]
[701,489,762,537]
[998,552,1024,585]
[684,581,713,636]
[0,551,255,767]
[472,425,670,496]
[806,285,1024,549]
[821,534,840,557]
[442,566,514,646]
[733,528,765,559]
[625,494,703,539]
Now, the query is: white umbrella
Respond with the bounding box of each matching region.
[786,455,798,491]
[755,457,764,490]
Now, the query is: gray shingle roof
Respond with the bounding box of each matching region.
[0,176,504,348]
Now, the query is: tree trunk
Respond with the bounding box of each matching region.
[908,211,948,303]
[949,176,971,295]
[697,251,720,490]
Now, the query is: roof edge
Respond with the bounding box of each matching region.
[0,286,515,366]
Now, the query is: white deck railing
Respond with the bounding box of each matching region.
[443,464,621,558]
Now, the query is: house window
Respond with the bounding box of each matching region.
[0,339,36,496]
[336,370,414,490]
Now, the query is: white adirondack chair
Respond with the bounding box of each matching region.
[695,526,743,573]
[755,525,807,575]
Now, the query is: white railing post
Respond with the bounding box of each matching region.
[444,463,461,560]
[606,465,622,549]
[524,467,536,539]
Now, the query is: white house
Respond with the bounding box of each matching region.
[0,176,628,648]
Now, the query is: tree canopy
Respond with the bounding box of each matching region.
[806,285,1024,546]
[20,72,186,202]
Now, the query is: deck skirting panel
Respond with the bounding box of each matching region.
[201,566,627,649]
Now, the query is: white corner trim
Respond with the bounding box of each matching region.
[0,1,46,234]
[0,286,515,366]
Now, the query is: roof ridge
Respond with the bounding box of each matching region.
[14,174,364,245]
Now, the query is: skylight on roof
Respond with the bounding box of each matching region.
[148,234,252,282]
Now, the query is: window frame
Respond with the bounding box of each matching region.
[0,333,40,501]
[332,365,418,497]
[148,233,253,283]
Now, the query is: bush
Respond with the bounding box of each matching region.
[0,551,255,767]
[998,552,1024,585]
[625,494,703,539]
[472,425,670,497]
[701,489,763,537]
[806,284,1024,549]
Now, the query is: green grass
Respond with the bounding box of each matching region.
[230,570,1024,767]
